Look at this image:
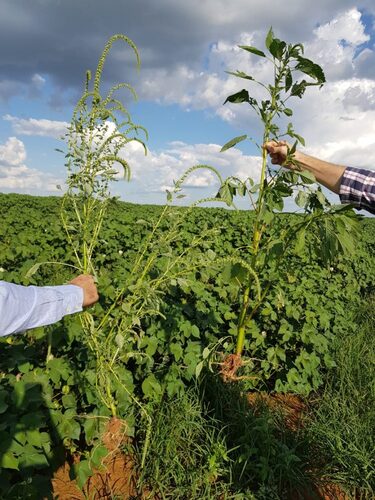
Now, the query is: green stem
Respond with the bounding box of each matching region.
[235,131,269,357]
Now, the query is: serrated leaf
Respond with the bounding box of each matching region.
[115,333,124,349]
[220,135,247,152]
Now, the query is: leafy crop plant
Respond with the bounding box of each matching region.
[215,28,359,383]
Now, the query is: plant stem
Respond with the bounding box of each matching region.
[235,132,269,357]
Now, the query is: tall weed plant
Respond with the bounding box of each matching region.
[213,28,360,391]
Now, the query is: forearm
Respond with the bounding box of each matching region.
[294,150,346,194]
[0,281,83,336]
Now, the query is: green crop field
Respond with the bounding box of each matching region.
[1,193,374,499]
[1,31,375,500]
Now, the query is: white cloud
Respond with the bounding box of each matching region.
[137,7,373,126]
[303,8,370,81]
[0,136,62,192]
[118,140,262,198]
[31,73,46,89]
[287,79,375,169]
[314,8,368,45]
[0,137,26,166]
[3,115,68,139]
[139,7,375,175]
[1,4,375,203]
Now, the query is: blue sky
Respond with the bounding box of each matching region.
[1,0,375,209]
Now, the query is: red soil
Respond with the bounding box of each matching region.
[51,417,139,499]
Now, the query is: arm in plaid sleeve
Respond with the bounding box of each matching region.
[339,167,375,215]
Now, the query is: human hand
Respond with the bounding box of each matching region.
[263,140,290,166]
[69,274,99,307]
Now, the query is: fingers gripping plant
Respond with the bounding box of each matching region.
[59,34,149,417]
[59,35,227,429]
[217,28,359,380]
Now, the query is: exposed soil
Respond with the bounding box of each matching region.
[247,391,307,431]
[51,417,139,499]
[51,398,353,500]
[247,392,351,500]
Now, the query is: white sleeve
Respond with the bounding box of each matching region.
[0,281,84,337]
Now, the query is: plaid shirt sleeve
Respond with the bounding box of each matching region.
[339,167,375,215]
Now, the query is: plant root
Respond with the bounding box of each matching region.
[219,353,258,382]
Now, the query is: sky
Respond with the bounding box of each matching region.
[1,0,375,209]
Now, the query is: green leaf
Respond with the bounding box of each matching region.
[195,361,204,378]
[296,57,325,83]
[294,228,306,255]
[294,133,305,146]
[12,381,25,408]
[290,80,308,98]
[84,418,100,444]
[19,444,49,468]
[62,393,77,409]
[25,263,42,279]
[191,325,200,338]
[269,39,286,60]
[25,429,42,447]
[295,190,308,208]
[283,108,293,117]
[142,374,162,400]
[202,347,211,360]
[216,183,233,206]
[74,460,93,489]
[265,27,274,50]
[90,445,108,469]
[170,343,183,361]
[298,169,316,183]
[58,415,81,440]
[285,69,293,92]
[224,89,250,104]
[220,135,247,152]
[238,45,266,57]
[0,452,19,470]
[226,70,254,81]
